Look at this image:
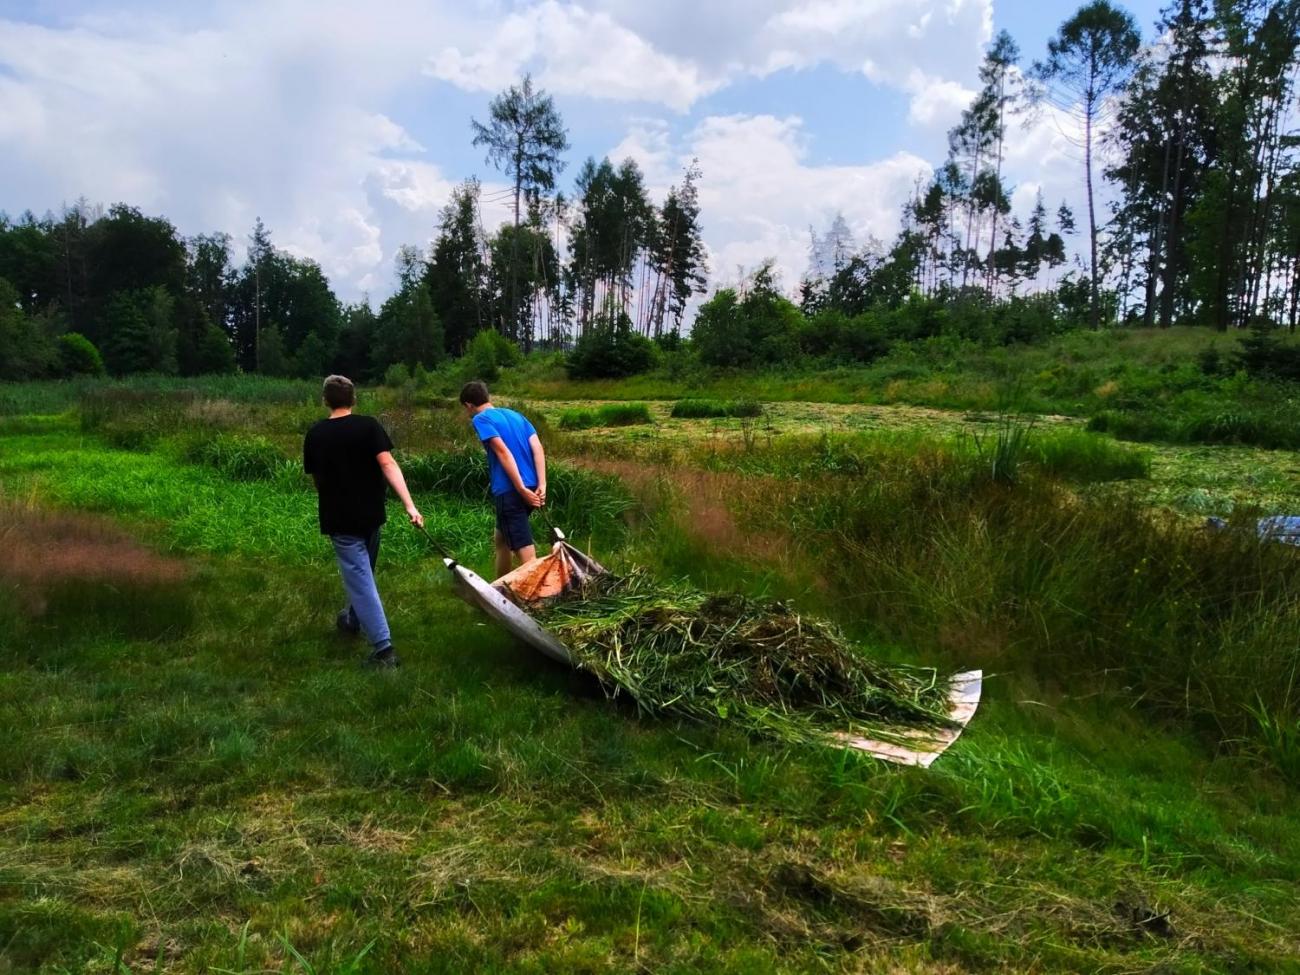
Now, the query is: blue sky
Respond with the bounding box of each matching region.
[0,0,1164,301]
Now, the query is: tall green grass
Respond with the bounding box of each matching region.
[670,399,763,419]
[674,424,1150,489]
[4,388,1300,972]
[399,448,633,541]
[2,374,321,417]
[0,428,491,565]
[181,432,288,481]
[1089,405,1300,450]
[730,454,1300,755]
[970,417,1037,485]
[559,402,654,430]
[1248,697,1300,786]
[1029,428,1151,482]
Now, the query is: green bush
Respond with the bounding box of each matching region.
[670,399,763,419]
[558,402,653,430]
[970,417,1036,485]
[1197,343,1229,377]
[56,333,105,377]
[0,277,57,380]
[566,315,657,379]
[383,363,412,387]
[466,330,522,382]
[78,387,183,449]
[399,448,489,496]
[1248,698,1300,787]
[1181,410,1298,449]
[995,294,1066,344]
[798,310,892,363]
[692,266,803,368]
[1235,324,1300,382]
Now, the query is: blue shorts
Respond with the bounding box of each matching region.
[494,490,535,551]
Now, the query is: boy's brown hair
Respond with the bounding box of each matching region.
[322,375,356,410]
[459,381,490,407]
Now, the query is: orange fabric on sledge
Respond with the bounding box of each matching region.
[493,541,608,607]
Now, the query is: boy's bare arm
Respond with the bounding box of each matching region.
[376,451,424,526]
[529,434,547,503]
[488,438,541,507]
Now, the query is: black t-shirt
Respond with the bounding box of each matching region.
[303,414,394,537]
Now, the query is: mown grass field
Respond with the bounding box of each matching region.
[534,398,1300,518]
[2,378,1299,973]
[497,327,1300,454]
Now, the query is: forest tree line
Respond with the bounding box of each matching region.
[3,0,1300,383]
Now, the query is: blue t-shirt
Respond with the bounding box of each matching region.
[472,407,539,496]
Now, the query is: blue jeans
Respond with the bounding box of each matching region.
[331,529,391,651]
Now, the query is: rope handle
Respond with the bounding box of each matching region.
[415,497,561,565]
[415,522,458,566]
[536,503,564,542]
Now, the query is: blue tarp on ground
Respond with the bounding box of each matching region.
[1206,515,1300,546]
[1258,516,1300,546]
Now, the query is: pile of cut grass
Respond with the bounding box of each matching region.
[670,398,764,419]
[537,569,954,746]
[559,402,654,430]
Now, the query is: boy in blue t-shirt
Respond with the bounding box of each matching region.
[459,380,547,578]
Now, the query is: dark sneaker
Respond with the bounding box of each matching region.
[363,647,400,669]
[336,610,360,636]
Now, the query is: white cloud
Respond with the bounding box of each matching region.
[0,4,455,296]
[606,119,677,183]
[905,71,977,127]
[612,114,930,293]
[0,0,1025,303]
[435,0,994,111]
[426,0,718,112]
[370,160,459,215]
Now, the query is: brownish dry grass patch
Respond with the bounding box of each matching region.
[572,458,795,568]
[0,500,189,590]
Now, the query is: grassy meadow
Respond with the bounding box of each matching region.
[2,355,1299,972]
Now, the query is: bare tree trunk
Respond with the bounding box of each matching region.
[1146,134,1173,328]
[508,137,524,341]
[962,143,981,289]
[1085,93,1100,329]
[986,74,1007,294]
[1240,93,1275,323]
[1290,254,1300,331]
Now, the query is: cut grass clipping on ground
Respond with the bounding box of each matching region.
[670,398,764,419]
[535,568,955,747]
[559,402,654,430]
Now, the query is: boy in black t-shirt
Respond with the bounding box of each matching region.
[303,375,423,669]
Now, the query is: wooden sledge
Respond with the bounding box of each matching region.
[446,535,981,767]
